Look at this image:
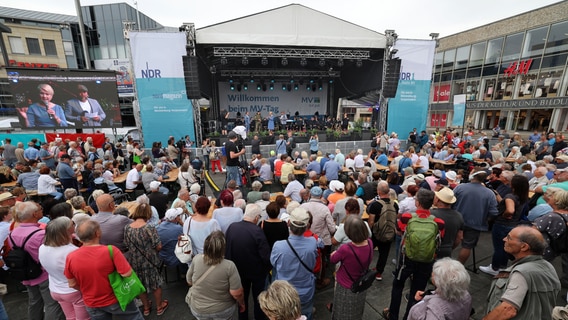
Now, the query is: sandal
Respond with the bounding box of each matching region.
[143,301,152,317]
[156,300,169,316]
[381,308,391,320]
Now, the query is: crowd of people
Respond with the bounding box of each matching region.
[0,125,568,320]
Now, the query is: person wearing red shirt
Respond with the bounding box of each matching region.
[384,189,445,320]
[65,220,144,319]
[274,154,286,181]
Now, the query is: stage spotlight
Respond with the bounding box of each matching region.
[257,84,262,91]
[282,84,287,91]
[294,83,299,90]
[243,83,248,91]
[329,79,334,84]
[230,84,235,91]
[229,78,234,84]
[319,59,325,67]
[281,58,288,66]
[356,59,363,67]
[269,83,274,90]
[261,56,268,66]
[318,80,323,91]
[300,58,307,67]
[337,58,344,67]
[250,78,255,83]
[270,79,275,83]
[306,84,311,91]
[242,57,249,65]
[220,57,228,65]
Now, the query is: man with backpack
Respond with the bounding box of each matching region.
[8,201,64,320]
[383,189,445,320]
[367,181,398,281]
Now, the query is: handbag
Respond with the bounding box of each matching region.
[185,264,216,306]
[175,218,192,264]
[107,245,146,311]
[344,242,375,293]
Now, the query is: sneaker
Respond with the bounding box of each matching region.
[375,273,382,281]
[479,264,498,276]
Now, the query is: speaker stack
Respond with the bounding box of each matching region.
[182,55,201,99]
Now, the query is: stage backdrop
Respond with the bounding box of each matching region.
[217,82,328,117]
[387,39,436,139]
[129,32,195,145]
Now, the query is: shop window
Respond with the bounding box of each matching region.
[430,113,447,127]
[453,81,465,97]
[502,33,524,62]
[453,70,466,81]
[536,69,563,98]
[518,73,537,99]
[545,21,568,55]
[522,26,548,58]
[465,80,480,101]
[469,42,486,67]
[441,72,452,82]
[495,76,515,100]
[485,37,504,64]
[482,63,500,76]
[433,83,451,102]
[541,53,567,69]
[455,46,470,70]
[466,67,481,78]
[482,77,497,101]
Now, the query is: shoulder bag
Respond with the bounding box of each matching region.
[286,239,314,274]
[185,263,216,306]
[343,241,375,293]
[175,218,193,263]
[107,245,146,311]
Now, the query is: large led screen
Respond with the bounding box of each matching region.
[7,68,122,129]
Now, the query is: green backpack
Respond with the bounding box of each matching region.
[402,214,440,263]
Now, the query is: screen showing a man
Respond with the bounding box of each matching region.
[66,85,106,127]
[26,84,68,127]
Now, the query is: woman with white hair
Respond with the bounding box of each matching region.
[407,258,472,320]
[506,146,522,160]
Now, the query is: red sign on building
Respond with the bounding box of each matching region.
[433,84,451,102]
[503,59,532,77]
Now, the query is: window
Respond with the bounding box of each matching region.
[455,46,470,69]
[536,69,563,98]
[502,33,524,62]
[522,26,548,58]
[443,49,455,71]
[465,80,480,101]
[469,42,486,67]
[26,38,41,55]
[494,75,515,100]
[43,39,57,56]
[518,73,537,99]
[482,77,497,101]
[545,21,568,55]
[8,36,24,54]
[485,37,504,64]
[63,41,74,56]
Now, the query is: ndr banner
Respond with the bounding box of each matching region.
[129,32,195,146]
[387,39,436,139]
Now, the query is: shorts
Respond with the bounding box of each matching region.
[461,227,481,249]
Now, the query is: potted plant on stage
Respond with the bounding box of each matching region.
[208,131,221,146]
[354,119,364,140]
[294,130,308,143]
[326,128,334,140]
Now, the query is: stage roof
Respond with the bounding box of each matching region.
[196,4,386,49]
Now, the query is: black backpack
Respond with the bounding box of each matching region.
[290,138,296,149]
[5,229,43,281]
[371,139,377,148]
[550,213,568,254]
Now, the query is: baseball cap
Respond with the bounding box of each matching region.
[165,208,183,221]
[414,174,425,181]
[329,180,344,192]
[432,169,443,178]
[445,171,457,181]
[289,208,310,228]
[0,192,15,202]
[434,178,449,186]
[227,131,237,139]
[310,186,323,197]
[149,181,161,190]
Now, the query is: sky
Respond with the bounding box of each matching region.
[2,0,563,39]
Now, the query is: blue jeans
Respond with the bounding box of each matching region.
[491,223,514,270]
[388,259,433,320]
[86,301,143,320]
[226,166,241,186]
[0,299,7,320]
[49,191,63,200]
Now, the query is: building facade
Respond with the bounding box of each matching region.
[429,1,568,134]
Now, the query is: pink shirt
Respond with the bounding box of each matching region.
[8,223,48,286]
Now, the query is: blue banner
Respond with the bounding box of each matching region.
[387,40,436,139]
[0,133,46,146]
[452,94,466,127]
[130,32,195,146]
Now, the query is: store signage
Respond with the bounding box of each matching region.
[8,59,58,69]
[503,59,532,77]
[467,97,568,109]
[433,84,451,102]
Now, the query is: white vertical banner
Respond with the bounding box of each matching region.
[452,94,466,127]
